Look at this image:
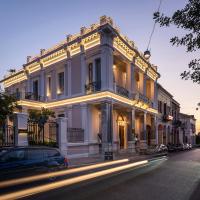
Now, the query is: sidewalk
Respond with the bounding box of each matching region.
[68,152,167,168]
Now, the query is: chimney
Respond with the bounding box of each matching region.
[66,34,72,43]
[80,27,86,35]
[40,49,45,56]
[26,56,31,63]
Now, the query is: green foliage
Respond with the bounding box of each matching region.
[0,92,18,124]
[28,108,55,126]
[153,0,200,83]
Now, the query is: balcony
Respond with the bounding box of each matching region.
[85,81,101,93]
[162,114,173,122]
[133,92,153,107]
[115,84,129,98]
[12,92,44,102]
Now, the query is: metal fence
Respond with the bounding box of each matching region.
[67,128,84,143]
[0,125,15,147]
[27,120,58,147]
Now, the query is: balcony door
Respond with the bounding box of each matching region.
[33,80,39,100]
[95,58,101,90]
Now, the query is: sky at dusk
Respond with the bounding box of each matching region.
[0,0,199,132]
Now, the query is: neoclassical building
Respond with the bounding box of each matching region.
[1,16,160,157]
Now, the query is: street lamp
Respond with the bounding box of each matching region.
[144,50,151,60]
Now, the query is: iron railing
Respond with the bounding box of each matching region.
[27,120,58,147]
[85,81,101,93]
[67,128,84,143]
[11,92,44,102]
[116,85,129,98]
[0,125,15,147]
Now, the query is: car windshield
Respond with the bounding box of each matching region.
[0,149,9,157]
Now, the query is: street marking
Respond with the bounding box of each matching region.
[0,159,129,188]
[0,160,148,200]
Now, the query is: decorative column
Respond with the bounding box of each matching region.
[130,62,135,96]
[128,108,136,153]
[13,113,28,146]
[56,117,68,156]
[80,44,86,95]
[140,112,147,151]
[99,26,116,91]
[101,101,113,153]
[40,63,45,101]
[151,115,157,145]
[81,103,89,143]
[154,80,158,109]
[64,63,68,97]
[143,73,147,96]
[67,49,72,97]
[51,69,56,100]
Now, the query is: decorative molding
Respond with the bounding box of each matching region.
[4,71,27,87]
[82,33,100,50]
[147,67,158,81]
[113,37,136,61]
[134,56,148,72]
[27,62,41,74]
[43,49,67,67]
[17,91,158,114]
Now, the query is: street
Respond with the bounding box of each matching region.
[1,149,200,200]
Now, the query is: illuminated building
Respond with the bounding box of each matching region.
[1,16,160,156]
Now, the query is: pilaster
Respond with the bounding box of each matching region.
[101,101,113,152]
[80,44,86,95]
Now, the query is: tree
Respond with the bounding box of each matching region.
[0,92,18,125]
[153,0,200,83]
[28,108,55,126]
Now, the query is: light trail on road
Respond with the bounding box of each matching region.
[0,159,152,200]
[0,159,129,188]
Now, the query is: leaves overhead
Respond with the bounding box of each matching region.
[0,93,18,124]
[153,0,200,83]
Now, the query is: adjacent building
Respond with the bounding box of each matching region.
[179,113,196,145]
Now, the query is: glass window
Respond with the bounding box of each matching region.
[45,149,60,158]
[1,150,25,162]
[58,72,64,94]
[88,63,93,83]
[27,149,44,160]
[47,76,51,96]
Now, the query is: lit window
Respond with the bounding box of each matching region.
[58,72,64,94]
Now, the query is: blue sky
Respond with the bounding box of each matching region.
[0,0,199,131]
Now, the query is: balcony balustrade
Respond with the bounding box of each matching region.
[85,81,101,93]
[133,92,153,107]
[115,84,129,98]
[11,92,44,102]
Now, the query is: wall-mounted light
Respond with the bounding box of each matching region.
[113,65,116,69]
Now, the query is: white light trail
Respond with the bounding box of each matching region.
[0,160,148,200]
[0,159,129,188]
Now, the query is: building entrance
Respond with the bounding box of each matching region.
[119,125,125,149]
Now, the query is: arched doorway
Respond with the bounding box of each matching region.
[163,125,167,145]
[146,125,151,146]
[158,124,163,145]
[117,115,126,149]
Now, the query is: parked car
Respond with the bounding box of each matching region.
[155,144,168,153]
[167,144,176,152]
[0,146,68,181]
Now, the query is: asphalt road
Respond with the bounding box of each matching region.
[2,149,200,200]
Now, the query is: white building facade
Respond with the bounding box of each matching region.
[1,16,160,157]
[179,113,196,146]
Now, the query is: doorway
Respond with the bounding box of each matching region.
[146,125,151,146]
[119,125,125,149]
